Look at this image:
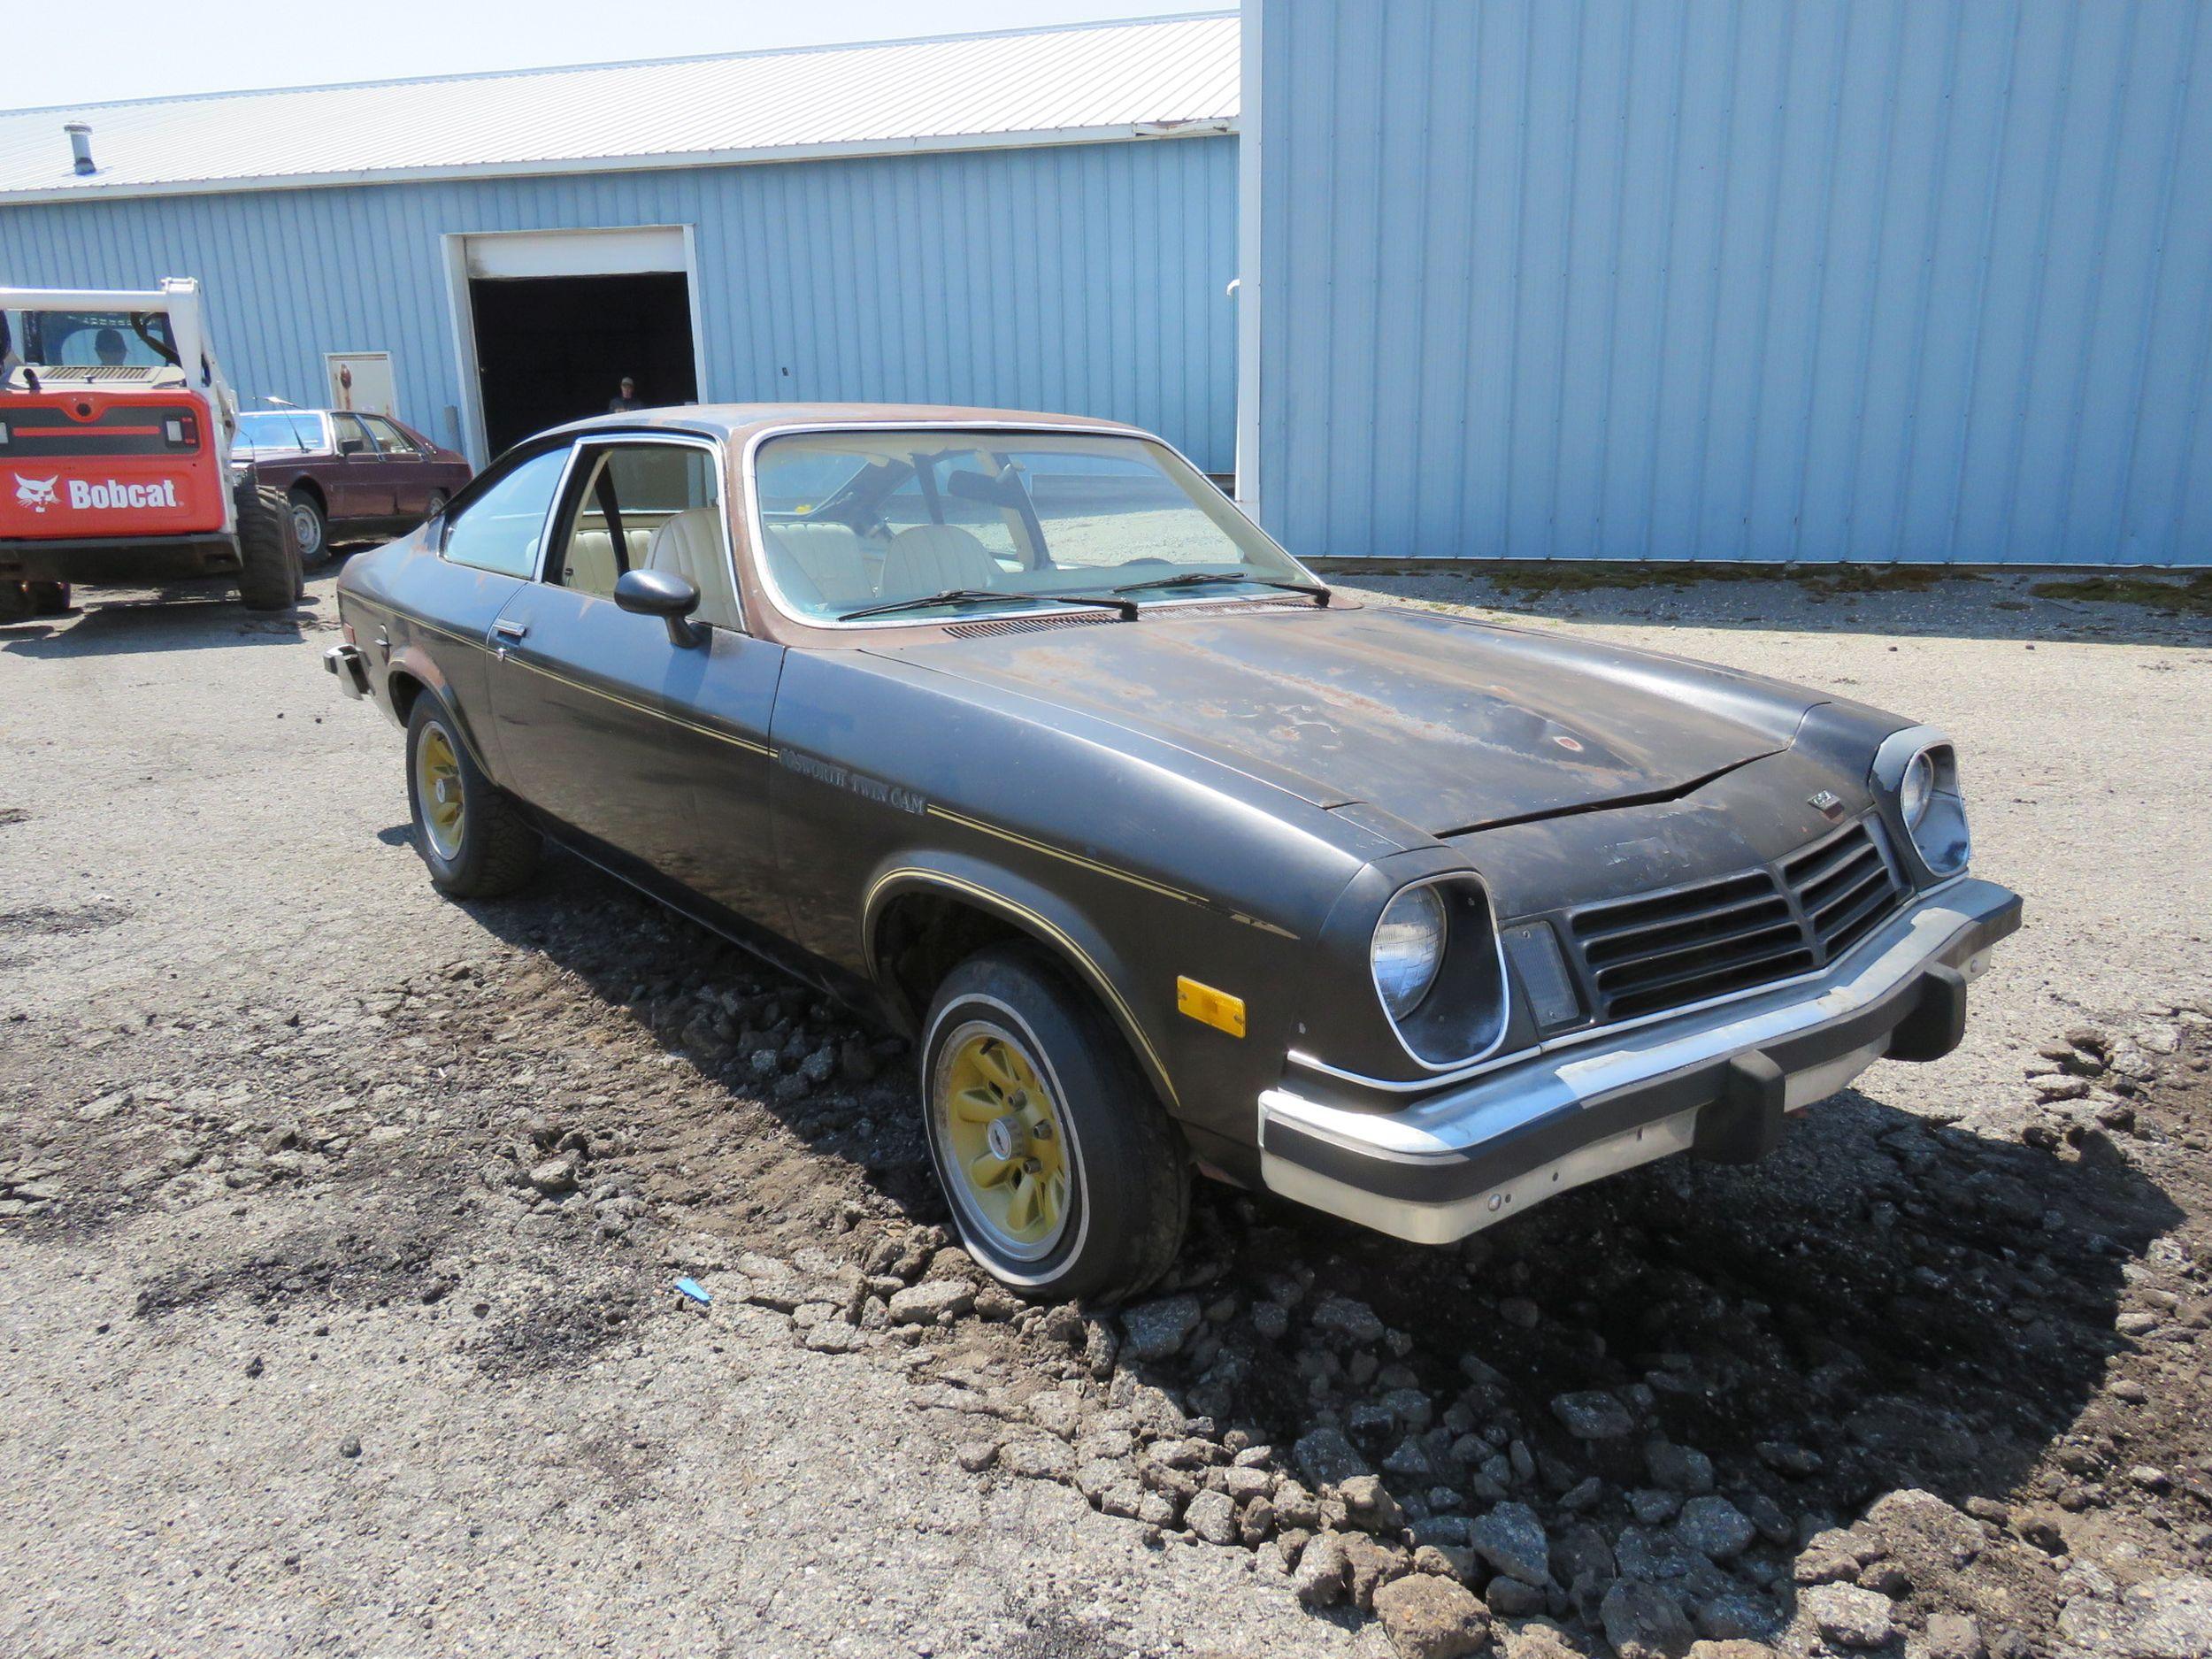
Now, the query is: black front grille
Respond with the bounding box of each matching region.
[1785,818,1903,960]
[1565,817,1905,1023]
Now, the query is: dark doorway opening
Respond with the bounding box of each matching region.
[468,272,696,457]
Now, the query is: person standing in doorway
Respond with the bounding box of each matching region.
[608,377,642,412]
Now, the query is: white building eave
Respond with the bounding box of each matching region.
[0,119,1237,210]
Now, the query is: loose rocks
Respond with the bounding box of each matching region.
[1372,1574,1490,1659]
[1118,1294,1202,1363]
[886,1279,972,1325]
[1469,1501,1551,1586]
[1601,1579,1696,1659]
[1799,1583,1895,1649]
[1551,1389,1637,1439]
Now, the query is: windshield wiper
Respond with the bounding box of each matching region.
[838,588,1136,622]
[1110,570,1332,605]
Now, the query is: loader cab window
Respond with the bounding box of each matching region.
[439,446,571,580]
[2,309,178,370]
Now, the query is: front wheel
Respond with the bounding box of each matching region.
[920,942,1187,1302]
[404,695,541,898]
[27,581,69,617]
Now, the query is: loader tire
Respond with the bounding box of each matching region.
[235,481,303,611]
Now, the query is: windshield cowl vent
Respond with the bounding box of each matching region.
[942,611,1122,639]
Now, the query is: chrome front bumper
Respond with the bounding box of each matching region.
[1258,876,2022,1244]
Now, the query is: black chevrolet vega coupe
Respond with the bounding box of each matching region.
[326,404,2020,1301]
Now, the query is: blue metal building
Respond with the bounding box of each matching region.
[1240,0,2212,566]
[0,15,1240,472]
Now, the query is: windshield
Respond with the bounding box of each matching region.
[1,309,178,371]
[234,411,324,452]
[751,430,1310,624]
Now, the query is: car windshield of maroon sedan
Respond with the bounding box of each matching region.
[234,411,325,453]
[750,429,1319,623]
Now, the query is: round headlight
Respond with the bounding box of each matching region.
[1372,885,1448,1019]
[1900,750,1935,829]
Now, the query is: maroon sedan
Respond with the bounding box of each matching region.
[232,408,472,566]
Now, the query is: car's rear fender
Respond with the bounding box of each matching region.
[379,643,500,781]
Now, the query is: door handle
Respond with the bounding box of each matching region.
[493,619,528,641]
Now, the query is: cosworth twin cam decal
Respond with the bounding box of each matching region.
[13,474,181,513]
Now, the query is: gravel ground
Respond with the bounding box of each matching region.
[2,564,2209,1659]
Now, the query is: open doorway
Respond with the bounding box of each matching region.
[467,272,696,456]
[443,226,705,465]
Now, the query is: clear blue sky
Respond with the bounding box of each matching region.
[57,2,1209,107]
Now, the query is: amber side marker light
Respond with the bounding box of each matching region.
[1176,976,1246,1038]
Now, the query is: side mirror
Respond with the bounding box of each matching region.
[338,438,367,456]
[614,567,703,648]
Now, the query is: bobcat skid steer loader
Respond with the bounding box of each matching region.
[0,279,300,620]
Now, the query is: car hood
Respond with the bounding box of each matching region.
[874,603,1818,835]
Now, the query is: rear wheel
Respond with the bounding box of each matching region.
[234,482,303,611]
[919,942,1188,1302]
[404,695,540,898]
[287,488,329,567]
[27,581,69,616]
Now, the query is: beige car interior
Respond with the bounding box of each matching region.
[762,521,1012,613]
[556,445,739,630]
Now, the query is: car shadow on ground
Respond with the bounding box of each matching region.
[438,843,2179,1610]
[0,589,318,656]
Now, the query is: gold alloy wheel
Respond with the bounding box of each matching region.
[935,1022,1071,1261]
[415,721,466,862]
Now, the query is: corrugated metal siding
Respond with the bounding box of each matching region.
[0,135,1239,472]
[0,14,1239,199]
[1254,0,2212,566]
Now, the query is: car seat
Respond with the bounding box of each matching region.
[643,508,740,630]
[561,526,653,595]
[878,524,1001,600]
[765,522,876,610]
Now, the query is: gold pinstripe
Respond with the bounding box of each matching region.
[925,806,1210,907]
[360,598,773,758]
[864,867,1179,1110]
[924,804,1298,940]
[501,653,774,757]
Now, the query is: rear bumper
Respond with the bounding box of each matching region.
[1258,876,2023,1244]
[0,534,237,584]
[323,643,370,699]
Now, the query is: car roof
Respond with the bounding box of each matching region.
[538,402,1151,448]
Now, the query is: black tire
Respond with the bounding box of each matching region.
[287,488,330,567]
[27,581,69,617]
[403,694,540,898]
[0,583,30,624]
[235,481,303,610]
[919,941,1188,1302]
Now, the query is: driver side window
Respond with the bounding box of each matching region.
[548,442,738,628]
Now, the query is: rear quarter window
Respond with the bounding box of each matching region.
[440,447,570,579]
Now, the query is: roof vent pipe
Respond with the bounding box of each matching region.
[65,123,94,176]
